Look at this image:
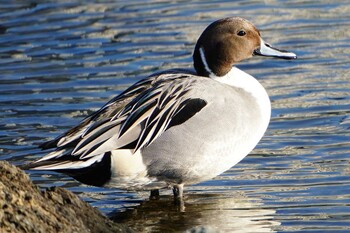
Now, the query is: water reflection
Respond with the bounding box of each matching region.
[111,192,279,233]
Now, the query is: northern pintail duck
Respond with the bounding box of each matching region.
[23,17,296,199]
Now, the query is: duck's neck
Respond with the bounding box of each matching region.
[193,46,233,78]
[213,67,271,124]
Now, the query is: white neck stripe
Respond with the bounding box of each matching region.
[199,47,216,78]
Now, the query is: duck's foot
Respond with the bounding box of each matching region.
[173,184,185,211]
[149,189,160,200]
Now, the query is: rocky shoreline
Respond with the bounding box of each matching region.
[0,161,132,233]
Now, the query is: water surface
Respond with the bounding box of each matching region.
[1,1,350,232]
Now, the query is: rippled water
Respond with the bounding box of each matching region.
[1,1,350,232]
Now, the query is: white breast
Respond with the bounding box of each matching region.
[213,67,271,126]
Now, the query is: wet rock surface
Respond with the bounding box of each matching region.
[0,161,132,233]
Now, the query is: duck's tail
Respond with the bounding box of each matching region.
[19,151,113,187]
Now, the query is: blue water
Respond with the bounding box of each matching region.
[1,1,350,232]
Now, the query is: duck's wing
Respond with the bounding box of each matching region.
[28,73,207,170]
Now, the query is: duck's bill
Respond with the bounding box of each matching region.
[254,39,297,59]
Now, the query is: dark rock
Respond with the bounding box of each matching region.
[0,161,132,233]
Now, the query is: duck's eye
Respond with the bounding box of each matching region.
[237,30,246,36]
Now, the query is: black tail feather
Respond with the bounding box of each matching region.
[19,152,112,187]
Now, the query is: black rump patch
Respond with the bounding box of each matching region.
[61,152,112,187]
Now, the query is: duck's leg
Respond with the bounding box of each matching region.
[172,184,184,199]
[149,189,160,200]
[173,184,185,211]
